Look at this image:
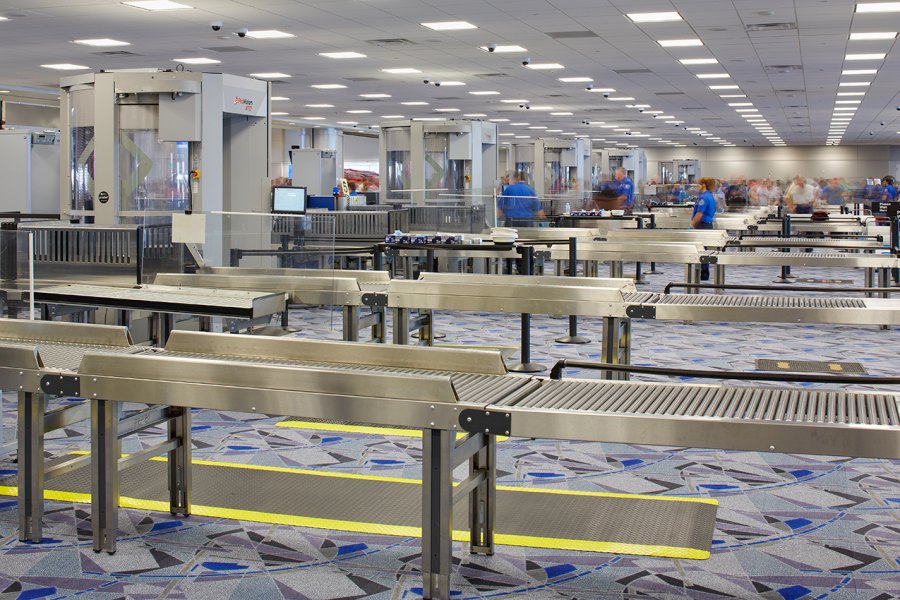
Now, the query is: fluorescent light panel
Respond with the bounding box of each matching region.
[524,63,564,70]
[558,77,593,82]
[73,38,129,46]
[381,68,420,74]
[697,73,730,79]
[346,110,371,114]
[305,103,333,107]
[360,93,391,98]
[252,72,290,78]
[123,1,191,10]
[174,57,220,64]
[401,101,428,105]
[658,38,703,47]
[842,69,878,74]
[679,58,718,64]
[856,3,900,13]
[421,21,477,30]
[469,91,499,95]
[627,11,682,22]
[41,63,89,70]
[849,31,897,39]
[310,83,345,89]
[319,51,366,59]
[709,85,739,89]
[845,53,886,60]
[479,45,526,52]
[381,115,404,119]
[246,30,294,39]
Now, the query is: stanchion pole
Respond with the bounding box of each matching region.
[556,237,589,344]
[508,245,544,372]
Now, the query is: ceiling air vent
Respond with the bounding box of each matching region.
[475,73,509,78]
[344,77,380,82]
[746,22,797,32]
[655,91,685,96]
[613,68,652,75]
[545,30,599,39]
[775,89,804,94]
[201,46,254,53]
[765,65,802,74]
[366,38,415,47]
[92,51,141,57]
[681,107,707,110]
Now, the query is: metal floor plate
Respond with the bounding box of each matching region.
[0,458,717,559]
[756,359,867,375]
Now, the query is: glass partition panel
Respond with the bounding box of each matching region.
[0,228,36,319]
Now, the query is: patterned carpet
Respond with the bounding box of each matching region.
[0,260,898,599]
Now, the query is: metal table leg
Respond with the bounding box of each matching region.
[17,391,45,543]
[92,399,121,554]
[468,435,496,556]
[609,261,624,279]
[714,264,726,294]
[393,307,410,345]
[343,305,361,342]
[865,267,875,298]
[167,407,191,517]
[601,317,631,380]
[422,428,453,600]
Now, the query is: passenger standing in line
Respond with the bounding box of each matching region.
[613,167,635,212]
[786,175,818,214]
[692,177,718,281]
[820,177,849,206]
[497,171,544,227]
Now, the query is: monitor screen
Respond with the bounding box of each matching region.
[272,186,307,214]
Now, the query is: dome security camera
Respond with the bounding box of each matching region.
[522,57,531,66]
[434,81,441,87]
[423,79,430,84]
[639,108,644,113]
[236,27,249,38]
[880,121,885,126]
[585,84,593,91]
[487,43,497,52]
[210,21,223,31]
[602,92,610,98]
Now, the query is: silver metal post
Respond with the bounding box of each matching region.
[17,391,45,542]
[342,305,361,342]
[469,434,496,555]
[91,399,121,554]
[422,428,453,599]
[167,407,192,517]
[393,307,409,345]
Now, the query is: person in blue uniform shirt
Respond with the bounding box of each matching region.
[497,171,544,226]
[692,177,718,281]
[613,167,634,211]
[881,176,898,202]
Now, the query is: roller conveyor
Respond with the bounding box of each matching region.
[704,250,897,268]
[726,236,885,250]
[605,229,730,248]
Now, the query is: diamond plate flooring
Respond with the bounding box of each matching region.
[1,260,899,599]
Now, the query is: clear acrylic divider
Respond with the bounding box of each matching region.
[0,228,37,319]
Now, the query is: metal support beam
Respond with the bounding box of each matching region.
[468,434,496,556]
[92,399,121,554]
[422,428,453,600]
[18,391,45,543]
[167,406,191,517]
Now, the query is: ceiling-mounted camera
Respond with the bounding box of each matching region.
[434,81,441,87]
[423,79,430,84]
[602,92,610,98]
[235,27,249,38]
[585,84,593,91]
[210,21,223,31]
[522,57,531,66]
[486,43,497,53]
[638,108,644,113]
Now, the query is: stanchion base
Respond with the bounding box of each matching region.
[634,279,650,285]
[555,335,590,344]
[644,269,663,275]
[772,278,796,283]
[412,332,446,340]
[507,361,546,373]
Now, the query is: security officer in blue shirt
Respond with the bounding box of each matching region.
[882,176,898,202]
[613,168,634,211]
[693,177,718,281]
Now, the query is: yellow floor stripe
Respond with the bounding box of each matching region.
[0,455,714,559]
[276,419,509,442]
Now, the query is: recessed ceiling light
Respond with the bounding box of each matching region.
[271,112,289,116]
[305,104,333,108]
[319,51,366,59]
[498,133,516,137]
[735,108,759,112]
[401,101,428,106]
[839,81,870,86]
[123,0,191,10]
[174,57,220,64]
[644,110,664,114]
[837,92,866,96]
[558,77,593,82]
[310,83,345,89]
[529,106,554,110]
[587,88,616,93]
[360,93,391,98]
[842,69,878,75]
[686,127,701,131]
[524,63,565,70]
[381,115,404,119]
[548,129,564,133]
[856,2,900,13]
[0,90,9,93]
[421,21,477,30]
[719,94,746,98]
[511,122,529,126]
[550,112,573,116]
[501,99,529,103]
[836,100,862,104]
[709,84,739,89]
[655,115,676,119]
[439,81,466,86]
[728,102,753,106]
[489,118,510,122]
[845,53,886,60]
[464,113,487,117]
[246,30,294,39]
[529,126,547,129]
[679,58,718,65]
[849,31,897,40]
[627,11,682,22]
[73,38,130,47]
[469,91,500,95]
[608,97,636,101]
[41,63,89,70]
[434,108,460,112]
[657,38,703,47]
[696,73,730,79]
[515,135,530,139]
[252,72,290,78]
[478,44,526,52]
[302,117,326,121]
[346,110,372,114]
[381,68,421,74]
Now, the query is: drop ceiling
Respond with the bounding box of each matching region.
[0,0,898,147]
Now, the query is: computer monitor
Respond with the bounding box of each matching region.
[272,186,307,214]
